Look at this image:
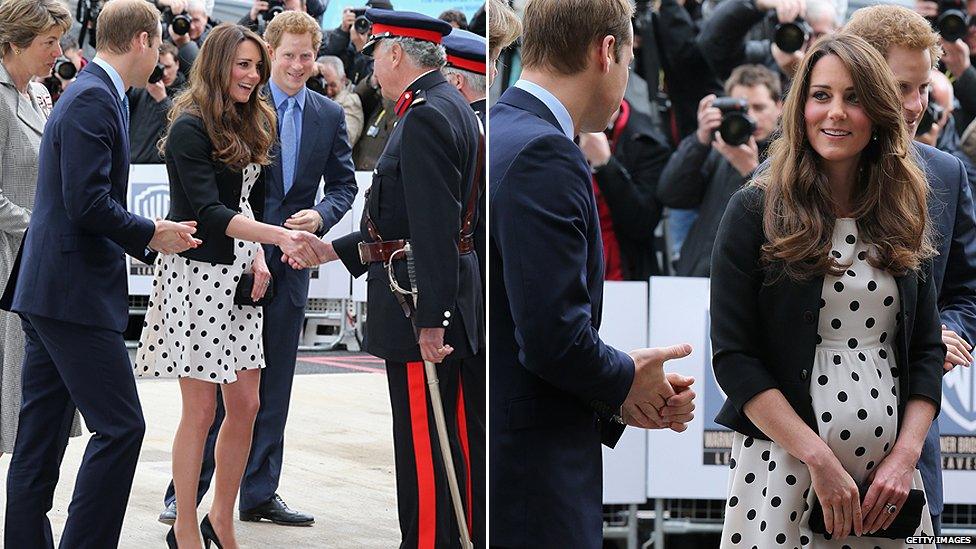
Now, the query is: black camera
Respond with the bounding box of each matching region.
[916,96,946,135]
[261,0,286,22]
[148,63,166,85]
[712,97,757,146]
[54,57,77,80]
[165,8,192,36]
[771,14,812,53]
[936,0,971,41]
[306,75,326,96]
[351,7,371,34]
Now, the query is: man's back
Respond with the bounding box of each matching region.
[11,63,154,332]
[489,85,634,548]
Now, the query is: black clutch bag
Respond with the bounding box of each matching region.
[809,485,925,539]
[234,272,275,307]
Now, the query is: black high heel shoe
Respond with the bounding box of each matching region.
[166,527,178,548]
[200,515,224,549]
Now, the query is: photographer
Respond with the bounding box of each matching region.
[697,0,838,85]
[317,55,364,146]
[163,0,208,77]
[238,0,323,33]
[657,64,782,277]
[917,68,976,185]
[580,99,673,280]
[318,1,393,84]
[941,36,976,137]
[126,42,186,163]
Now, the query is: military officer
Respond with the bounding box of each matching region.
[283,9,483,548]
[442,29,487,125]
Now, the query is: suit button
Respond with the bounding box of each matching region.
[800,369,808,381]
[444,311,451,318]
[803,311,814,324]
[442,320,450,327]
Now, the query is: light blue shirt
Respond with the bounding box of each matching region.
[513,79,574,140]
[91,56,126,102]
[269,79,306,145]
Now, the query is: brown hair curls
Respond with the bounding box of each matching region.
[754,33,935,281]
[161,24,276,171]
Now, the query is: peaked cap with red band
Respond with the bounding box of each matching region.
[443,29,486,75]
[361,8,453,57]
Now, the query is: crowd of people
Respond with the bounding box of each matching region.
[490,0,975,547]
[0,0,487,548]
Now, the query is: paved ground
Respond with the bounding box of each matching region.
[0,352,400,548]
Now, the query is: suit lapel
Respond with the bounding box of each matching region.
[0,64,45,135]
[288,95,321,199]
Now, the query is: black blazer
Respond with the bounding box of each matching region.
[164,113,265,265]
[709,186,945,440]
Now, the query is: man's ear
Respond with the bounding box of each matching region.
[599,35,616,73]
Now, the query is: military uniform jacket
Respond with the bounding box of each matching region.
[334,70,483,363]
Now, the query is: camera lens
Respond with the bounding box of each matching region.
[264,5,285,21]
[938,10,968,41]
[55,58,77,80]
[149,63,165,84]
[171,14,191,36]
[774,21,809,53]
[354,16,372,35]
[720,114,756,146]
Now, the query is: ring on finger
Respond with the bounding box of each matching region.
[884,503,897,514]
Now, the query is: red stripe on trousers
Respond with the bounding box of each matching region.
[406,362,436,549]
[456,375,473,535]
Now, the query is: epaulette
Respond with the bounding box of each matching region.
[394,88,427,118]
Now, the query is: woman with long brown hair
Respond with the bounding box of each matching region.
[710,33,943,547]
[134,24,316,549]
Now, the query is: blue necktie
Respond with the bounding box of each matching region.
[121,94,130,130]
[281,97,297,195]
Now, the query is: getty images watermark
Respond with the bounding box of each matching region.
[906,536,973,544]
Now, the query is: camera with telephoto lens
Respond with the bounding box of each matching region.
[261,0,286,22]
[54,57,77,81]
[164,8,192,36]
[770,13,812,53]
[148,63,166,85]
[916,95,945,136]
[351,7,371,35]
[935,0,971,42]
[712,97,757,146]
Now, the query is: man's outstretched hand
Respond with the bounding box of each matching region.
[281,232,337,269]
[621,344,695,431]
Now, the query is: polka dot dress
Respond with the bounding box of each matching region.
[720,219,934,548]
[135,163,266,384]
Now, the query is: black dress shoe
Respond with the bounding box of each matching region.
[239,494,314,526]
[159,501,177,525]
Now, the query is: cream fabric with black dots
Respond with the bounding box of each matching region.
[135,163,266,384]
[720,219,934,548]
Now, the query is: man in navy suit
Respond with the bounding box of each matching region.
[158,10,357,526]
[489,0,698,547]
[845,6,976,536]
[0,1,199,547]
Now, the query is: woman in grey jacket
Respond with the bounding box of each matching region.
[0,0,74,455]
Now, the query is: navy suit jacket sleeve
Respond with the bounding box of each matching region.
[59,88,154,255]
[313,105,357,236]
[494,133,635,410]
[709,187,782,415]
[939,157,976,347]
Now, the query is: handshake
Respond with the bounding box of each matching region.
[276,230,337,269]
[622,344,697,432]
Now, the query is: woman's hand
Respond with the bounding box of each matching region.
[250,246,272,302]
[861,446,916,534]
[808,450,863,540]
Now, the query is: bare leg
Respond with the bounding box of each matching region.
[208,369,261,549]
[173,378,218,549]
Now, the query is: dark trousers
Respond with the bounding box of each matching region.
[5,314,145,549]
[164,297,305,510]
[387,355,482,549]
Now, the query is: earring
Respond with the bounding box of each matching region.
[14,49,20,55]
[871,131,878,142]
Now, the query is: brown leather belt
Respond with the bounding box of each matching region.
[359,237,473,264]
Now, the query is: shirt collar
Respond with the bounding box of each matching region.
[513,79,574,140]
[269,78,307,111]
[91,56,126,101]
